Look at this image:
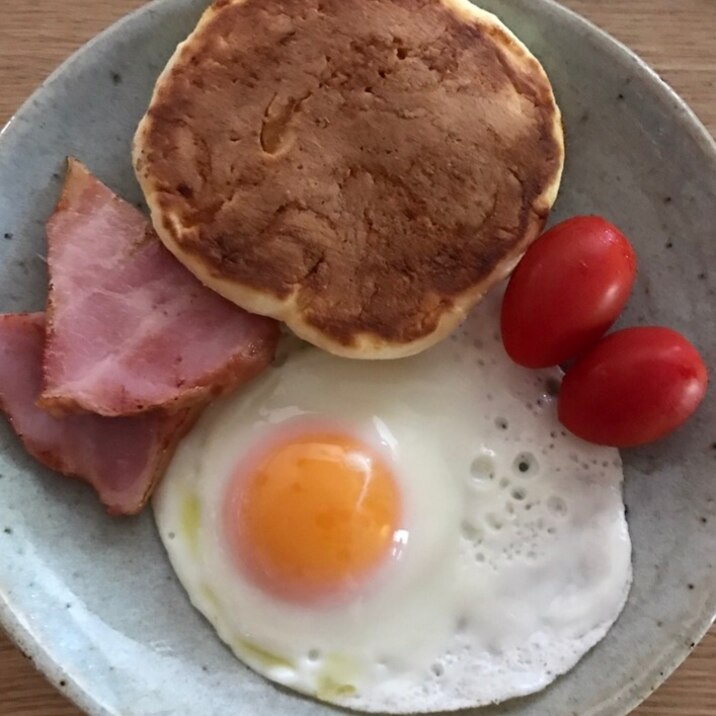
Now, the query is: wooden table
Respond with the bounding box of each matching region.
[0,1,714,714]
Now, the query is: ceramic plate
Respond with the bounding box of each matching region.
[0,1,714,714]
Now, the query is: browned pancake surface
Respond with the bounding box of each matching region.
[135,0,563,357]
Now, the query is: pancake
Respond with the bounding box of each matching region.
[133,0,564,359]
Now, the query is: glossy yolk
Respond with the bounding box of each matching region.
[227,432,400,603]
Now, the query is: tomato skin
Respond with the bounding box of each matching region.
[501,216,637,368]
[559,327,708,447]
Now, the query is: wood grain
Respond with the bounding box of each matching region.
[0,1,714,714]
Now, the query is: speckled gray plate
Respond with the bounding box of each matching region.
[0,1,714,714]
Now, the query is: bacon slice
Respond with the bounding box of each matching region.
[0,313,198,515]
[39,159,279,417]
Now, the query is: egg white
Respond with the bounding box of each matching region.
[153,288,632,713]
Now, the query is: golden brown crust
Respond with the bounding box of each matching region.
[134,0,564,358]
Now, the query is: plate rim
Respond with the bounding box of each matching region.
[0,1,714,715]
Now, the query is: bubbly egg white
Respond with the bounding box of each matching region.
[154,288,632,713]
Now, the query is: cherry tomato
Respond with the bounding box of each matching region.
[501,216,637,368]
[559,327,708,447]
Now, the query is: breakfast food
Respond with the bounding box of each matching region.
[134,0,565,359]
[0,162,280,513]
[40,159,280,417]
[2,0,714,709]
[559,327,708,447]
[0,313,199,514]
[500,215,707,446]
[154,288,632,712]
[501,216,637,368]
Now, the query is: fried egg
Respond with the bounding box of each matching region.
[153,288,632,713]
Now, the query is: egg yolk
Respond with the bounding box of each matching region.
[227,432,400,603]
